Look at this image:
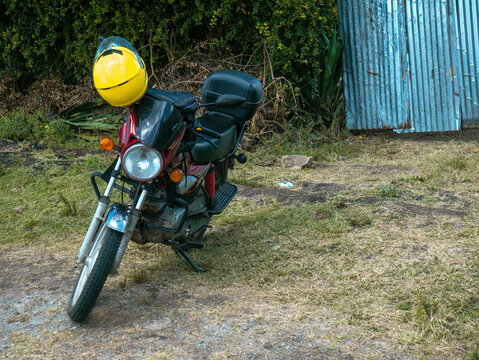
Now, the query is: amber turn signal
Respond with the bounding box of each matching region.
[169,169,184,183]
[100,137,114,151]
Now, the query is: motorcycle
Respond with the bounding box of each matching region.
[67,69,263,322]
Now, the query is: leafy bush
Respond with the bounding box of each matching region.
[0,1,341,132]
[0,1,338,90]
[59,100,123,131]
[300,31,343,128]
[0,112,73,142]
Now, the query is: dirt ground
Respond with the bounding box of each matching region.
[2,132,479,359]
[0,248,412,360]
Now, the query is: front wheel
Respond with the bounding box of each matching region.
[67,223,122,322]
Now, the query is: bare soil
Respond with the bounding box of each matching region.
[0,248,413,360]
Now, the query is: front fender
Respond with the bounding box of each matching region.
[106,204,131,233]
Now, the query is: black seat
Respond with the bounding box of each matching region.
[191,113,237,163]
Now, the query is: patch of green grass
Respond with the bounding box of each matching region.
[0,111,74,143]
[413,295,442,335]
[469,346,479,360]
[230,176,265,188]
[398,175,426,184]
[346,211,372,227]
[0,154,100,248]
[397,302,413,312]
[82,154,112,170]
[440,155,470,171]
[252,124,361,164]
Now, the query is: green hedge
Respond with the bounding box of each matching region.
[0,0,337,91]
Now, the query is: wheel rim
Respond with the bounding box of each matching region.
[71,223,108,306]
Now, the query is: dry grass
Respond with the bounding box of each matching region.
[144,43,293,137]
[0,77,98,117]
[1,131,479,359]
[1,47,292,138]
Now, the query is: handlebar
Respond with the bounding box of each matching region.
[195,126,221,139]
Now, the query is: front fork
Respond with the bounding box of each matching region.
[110,190,147,274]
[76,158,148,274]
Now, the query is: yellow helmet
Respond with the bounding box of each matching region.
[93,37,147,107]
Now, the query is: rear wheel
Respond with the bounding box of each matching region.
[67,223,122,322]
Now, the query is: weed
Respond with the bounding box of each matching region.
[415,296,439,321]
[23,219,40,231]
[378,184,403,198]
[330,199,348,209]
[0,112,37,141]
[397,302,413,312]
[58,193,78,217]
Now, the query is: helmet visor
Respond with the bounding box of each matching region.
[94,36,144,69]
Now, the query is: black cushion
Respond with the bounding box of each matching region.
[191,113,237,163]
[201,70,263,123]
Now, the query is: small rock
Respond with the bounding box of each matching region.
[239,135,254,152]
[13,206,25,213]
[281,155,313,170]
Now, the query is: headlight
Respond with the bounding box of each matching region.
[122,143,163,181]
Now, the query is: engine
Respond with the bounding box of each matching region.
[131,189,211,246]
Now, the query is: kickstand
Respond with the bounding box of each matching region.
[172,244,206,273]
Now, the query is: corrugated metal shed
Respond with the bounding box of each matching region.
[455,0,479,124]
[338,1,410,130]
[339,0,477,132]
[405,0,461,132]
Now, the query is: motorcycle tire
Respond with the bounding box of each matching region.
[67,224,122,322]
